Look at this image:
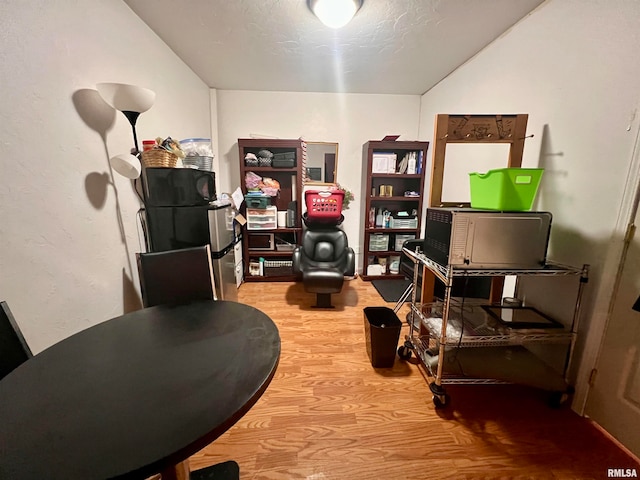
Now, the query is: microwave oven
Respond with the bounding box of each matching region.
[424,208,552,269]
[142,167,216,207]
[247,233,275,251]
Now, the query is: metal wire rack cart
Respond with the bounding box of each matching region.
[398,248,589,408]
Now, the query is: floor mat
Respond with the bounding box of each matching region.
[371,278,413,303]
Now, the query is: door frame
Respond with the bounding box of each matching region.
[574,120,640,413]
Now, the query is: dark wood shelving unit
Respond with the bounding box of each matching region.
[238,138,304,283]
[360,140,429,280]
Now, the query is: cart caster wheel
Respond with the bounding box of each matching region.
[432,394,449,409]
[398,345,412,360]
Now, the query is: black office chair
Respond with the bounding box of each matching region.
[1,300,33,380]
[136,245,217,308]
[292,227,355,308]
[137,247,241,480]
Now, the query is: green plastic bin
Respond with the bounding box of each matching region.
[469,168,544,211]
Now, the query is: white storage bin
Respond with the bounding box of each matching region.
[369,233,390,251]
[390,216,418,229]
[247,206,277,230]
[395,234,416,251]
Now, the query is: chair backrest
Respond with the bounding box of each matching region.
[0,301,33,380]
[137,245,217,308]
[301,229,348,262]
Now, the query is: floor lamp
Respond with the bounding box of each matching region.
[97,82,155,179]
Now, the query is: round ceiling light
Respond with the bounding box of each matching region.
[308,0,363,29]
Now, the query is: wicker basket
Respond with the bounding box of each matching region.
[141,149,179,168]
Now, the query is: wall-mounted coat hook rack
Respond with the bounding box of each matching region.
[429,113,529,207]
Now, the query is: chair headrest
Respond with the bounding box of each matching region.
[302,229,349,261]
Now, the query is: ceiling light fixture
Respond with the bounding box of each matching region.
[96,82,155,179]
[308,0,362,29]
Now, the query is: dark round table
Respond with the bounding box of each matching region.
[0,300,280,479]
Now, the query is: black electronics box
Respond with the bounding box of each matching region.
[272,152,296,168]
[424,207,552,269]
[142,167,216,207]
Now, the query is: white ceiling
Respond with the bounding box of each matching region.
[124,0,545,95]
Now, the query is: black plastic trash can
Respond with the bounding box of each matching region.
[364,306,402,368]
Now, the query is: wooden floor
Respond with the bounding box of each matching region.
[189,278,639,479]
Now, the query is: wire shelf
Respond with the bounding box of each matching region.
[402,248,586,285]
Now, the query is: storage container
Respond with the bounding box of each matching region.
[180,138,214,171]
[363,307,402,368]
[183,155,213,171]
[390,216,418,229]
[305,189,344,222]
[141,149,178,168]
[272,151,296,168]
[257,149,273,167]
[244,153,259,167]
[389,255,401,274]
[142,140,156,152]
[246,206,277,230]
[469,168,544,211]
[263,259,293,277]
[369,233,389,252]
[244,194,271,209]
[394,234,416,251]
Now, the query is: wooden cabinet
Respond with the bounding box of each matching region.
[238,138,304,282]
[360,140,429,280]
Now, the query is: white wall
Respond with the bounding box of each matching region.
[215,90,421,267]
[418,0,640,407]
[0,0,212,352]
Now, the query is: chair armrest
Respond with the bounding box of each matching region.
[292,246,303,275]
[345,248,355,276]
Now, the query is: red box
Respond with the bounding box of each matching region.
[305,189,344,221]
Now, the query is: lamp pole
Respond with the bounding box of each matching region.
[122,110,142,154]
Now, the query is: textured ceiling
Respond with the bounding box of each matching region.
[125,0,545,95]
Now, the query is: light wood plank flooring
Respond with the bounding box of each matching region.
[188,277,639,479]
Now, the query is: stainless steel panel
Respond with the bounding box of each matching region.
[466,214,550,268]
[208,205,235,253]
[211,248,238,301]
[425,208,552,269]
[451,211,551,269]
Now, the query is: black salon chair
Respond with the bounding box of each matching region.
[0,301,33,380]
[292,228,355,308]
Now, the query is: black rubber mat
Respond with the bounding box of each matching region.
[372,279,412,303]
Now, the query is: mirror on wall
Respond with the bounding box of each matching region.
[304,142,338,185]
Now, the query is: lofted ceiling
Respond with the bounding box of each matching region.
[124,0,545,95]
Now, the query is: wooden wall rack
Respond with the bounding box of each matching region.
[425,113,530,303]
[429,113,529,207]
